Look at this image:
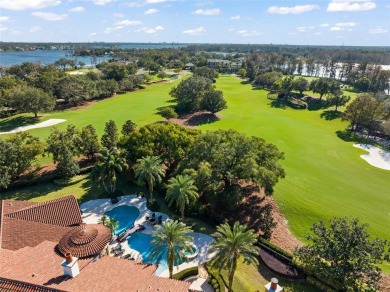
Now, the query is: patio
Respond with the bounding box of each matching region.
[80,195,215,277]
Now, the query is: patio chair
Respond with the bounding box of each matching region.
[114,249,124,257]
[152,213,156,219]
[157,215,162,225]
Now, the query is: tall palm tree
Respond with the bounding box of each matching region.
[208,221,259,291]
[106,219,119,235]
[98,215,108,226]
[149,220,193,279]
[92,147,128,194]
[134,156,165,203]
[166,175,199,220]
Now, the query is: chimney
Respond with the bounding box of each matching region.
[265,278,283,292]
[61,253,80,278]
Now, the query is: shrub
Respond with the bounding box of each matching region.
[307,276,337,292]
[206,265,225,291]
[257,237,293,260]
[172,266,198,280]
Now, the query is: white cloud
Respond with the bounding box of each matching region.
[237,29,262,37]
[320,23,330,27]
[314,32,322,35]
[297,26,313,32]
[192,8,221,15]
[31,12,68,21]
[29,25,41,32]
[126,0,174,7]
[329,22,358,31]
[115,19,142,26]
[144,8,158,15]
[144,25,164,33]
[91,0,114,5]
[182,26,206,35]
[0,0,61,10]
[369,27,388,34]
[69,6,84,12]
[267,5,319,14]
[113,13,124,18]
[195,1,213,7]
[327,0,376,12]
[89,32,97,36]
[230,15,240,20]
[0,16,11,22]
[0,25,9,32]
[335,22,357,27]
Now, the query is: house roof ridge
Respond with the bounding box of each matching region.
[5,195,82,227]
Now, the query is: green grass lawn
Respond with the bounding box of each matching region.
[1,74,389,275]
[214,257,319,292]
[198,75,390,245]
[0,79,178,141]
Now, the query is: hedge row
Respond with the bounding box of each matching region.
[257,237,294,260]
[206,266,225,292]
[307,276,337,292]
[172,266,198,280]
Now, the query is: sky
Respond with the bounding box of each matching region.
[0,0,389,46]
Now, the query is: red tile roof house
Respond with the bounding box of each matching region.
[0,196,198,292]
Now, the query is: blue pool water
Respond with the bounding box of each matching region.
[105,205,140,235]
[127,232,192,274]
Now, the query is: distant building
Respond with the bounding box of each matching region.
[207,58,243,73]
[184,62,195,70]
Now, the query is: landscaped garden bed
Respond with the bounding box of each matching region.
[259,248,304,279]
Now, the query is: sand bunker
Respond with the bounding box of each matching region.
[353,144,390,171]
[0,119,66,135]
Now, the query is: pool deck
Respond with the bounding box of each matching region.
[80,195,216,277]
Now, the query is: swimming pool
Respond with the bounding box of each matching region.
[105,205,140,235]
[127,232,194,274]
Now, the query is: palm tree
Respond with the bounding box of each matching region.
[92,147,128,194]
[166,175,199,220]
[98,215,108,226]
[134,156,165,203]
[106,219,119,235]
[208,221,259,291]
[149,220,193,279]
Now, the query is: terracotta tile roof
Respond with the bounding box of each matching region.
[57,224,112,258]
[0,278,65,292]
[0,241,92,287]
[59,256,192,292]
[1,200,38,215]
[5,196,82,227]
[1,217,72,251]
[1,241,192,292]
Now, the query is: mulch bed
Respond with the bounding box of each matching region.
[259,248,304,279]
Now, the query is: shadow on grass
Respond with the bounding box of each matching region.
[240,80,251,85]
[186,112,219,126]
[306,99,329,111]
[0,116,39,132]
[320,110,342,120]
[1,182,64,201]
[269,99,287,109]
[256,264,319,291]
[336,130,369,144]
